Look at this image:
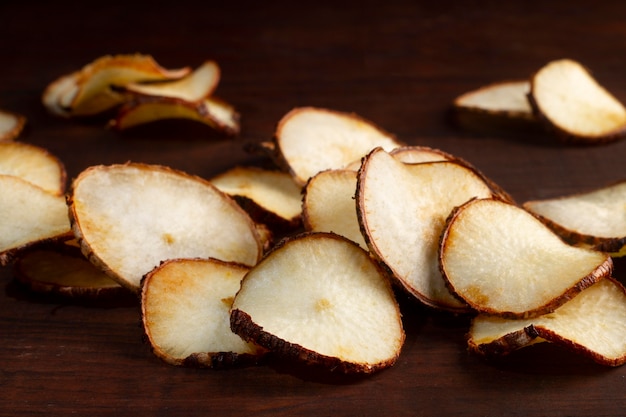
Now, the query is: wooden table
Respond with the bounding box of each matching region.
[1,1,625,415]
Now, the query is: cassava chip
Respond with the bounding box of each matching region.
[454,80,533,119]
[123,60,220,103]
[0,175,72,265]
[389,145,454,164]
[141,258,265,368]
[529,59,626,143]
[108,97,240,135]
[453,80,538,134]
[230,232,404,374]
[68,163,263,292]
[468,278,626,366]
[356,148,498,312]
[211,166,302,232]
[42,72,80,117]
[439,198,613,318]
[272,107,403,185]
[14,247,128,300]
[344,145,453,171]
[523,180,626,256]
[304,146,471,250]
[391,145,514,203]
[45,54,191,117]
[0,109,26,141]
[0,141,66,195]
[302,169,366,248]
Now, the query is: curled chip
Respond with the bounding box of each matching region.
[452,80,538,134]
[468,278,626,367]
[439,198,613,318]
[0,110,26,141]
[14,247,128,300]
[111,60,242,134]
[42,55,240,136]
[122,60,220,103]
[356,148,502,312]
[109,97,240,136]
[0,141,66,195]
[523,180,626,256]
[43,54,191,117]
[529,59,626,144]
[42,72,80,118]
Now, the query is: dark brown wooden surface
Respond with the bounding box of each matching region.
[1,1,625,416]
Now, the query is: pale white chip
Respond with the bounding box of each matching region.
[124,60,220,103]
[357,148,495,311]
[0,174,71,265]
[524,180,626,256]
[231,232,405,374]
[274,107,403,185]
[68,163,263,291]
[530,59,626,142]
[440,198,613,318]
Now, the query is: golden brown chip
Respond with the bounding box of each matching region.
[141,258,265,368]
[14,248,129,300]
[108,97,240,135]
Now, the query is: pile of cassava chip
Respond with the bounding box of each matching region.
[42,54,239,135]
[2,102,625,375]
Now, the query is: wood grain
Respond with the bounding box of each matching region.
[0,1,625,415]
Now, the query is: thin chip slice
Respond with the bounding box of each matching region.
[302,169,366,248]
[42,72,80,117]
[123,60,220,103]
[0,175,72,265]
[0,141,66,195]
[453,80,537,134]
[273,107,403,186]
[439,198,613,318]
[201,97,241,135]
[389,145,454,164]
[0,110,26,141]
[211,166,302,233]
[231,232,405,374]
[305,147,469,249]
[523,180,626,256]
[356,148,496,312]
[14,247,128,300]
[468,278,626,367]
[108,97,240,135]
[391,145,515,203]
[47,54,191,117]
[454,80,533,118]
[344,145,453,171]
[142,258,265,368]
[68,163,263,292]
[529,59,626,143]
